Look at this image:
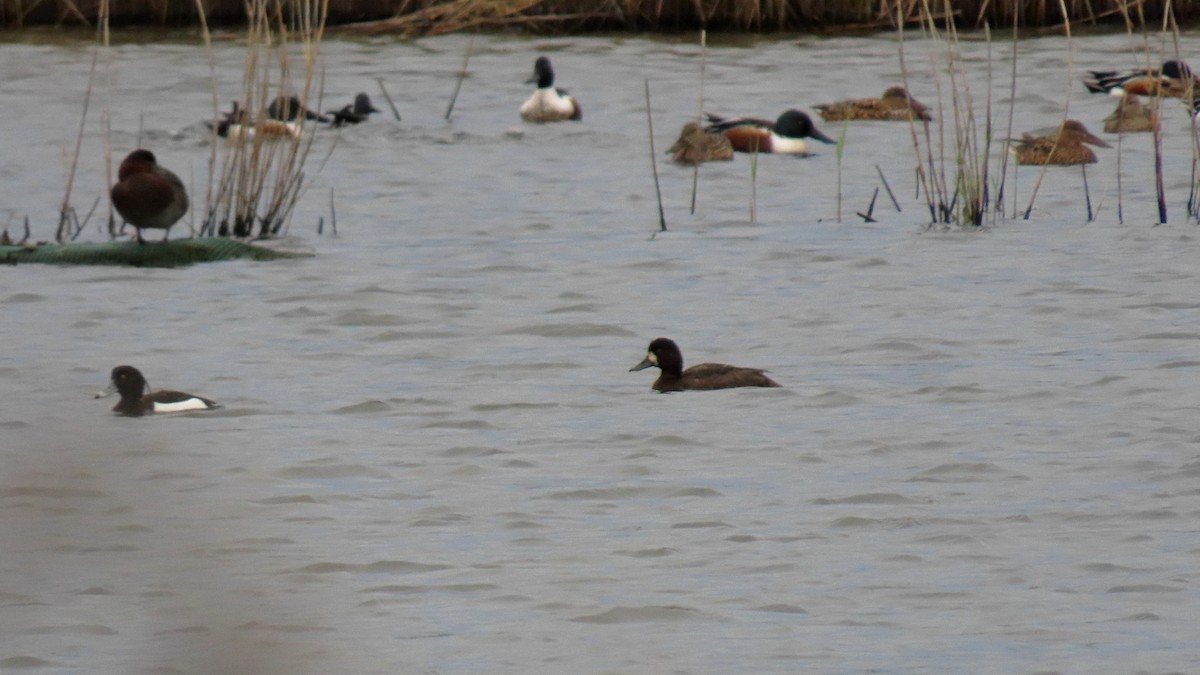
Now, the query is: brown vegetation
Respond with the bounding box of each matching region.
[5,0,1200,33]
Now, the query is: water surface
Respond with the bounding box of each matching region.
[1,31,1199,674]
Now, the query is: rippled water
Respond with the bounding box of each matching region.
[2,29,1200,674]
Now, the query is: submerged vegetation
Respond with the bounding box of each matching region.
[5,0,1200,32]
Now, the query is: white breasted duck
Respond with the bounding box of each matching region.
[630,337,781,393]
[207,101,301,141]
[520,56,582,123]
[328,93,382,127]
[110,149,189,244]
[97,365,219,417]
[704,109,834,155]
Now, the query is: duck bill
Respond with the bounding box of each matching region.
[95,382,118,399]
[629,356,655,372]
[811,127,836,144]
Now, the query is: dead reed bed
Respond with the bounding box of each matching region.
[7,0,1200,33]
[197,0,330,238]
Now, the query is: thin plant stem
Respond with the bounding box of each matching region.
[444,35,473,120]
[58,23,103,242]
[875,165,901,212]
[749,150,757,224]
[644,79,666,232]
[690,29,706,215]
[377,78,402,121]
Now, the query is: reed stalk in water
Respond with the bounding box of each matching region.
[902,0,991,228]
[444,36,473,121]
[58,3,108,243]
[690,29,706,215]
[201,0,330,238]
[644,80,666,232]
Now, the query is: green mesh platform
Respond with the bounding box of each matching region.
[0,238,311,268]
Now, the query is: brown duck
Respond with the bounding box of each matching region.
[1013,120,1111,166]
[666,122,734,164]
[1102,95,1158,133]
[630,337,781,392]
[814,86,933,122]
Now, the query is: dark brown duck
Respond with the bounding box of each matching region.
[630,337,781,392]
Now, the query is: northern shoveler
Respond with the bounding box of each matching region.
[814,86,934,122]
[520,56,582,123]
[1103,94,1159,133]
[1083,60,1198,98]
[630,337,781,393]
[110,150,189,243]
[704,109,834,155]
[328,93,382,127]
[207,102,300,140]
[666,121,734,164]
[1013,119,1111,165]
[97,365,219,417]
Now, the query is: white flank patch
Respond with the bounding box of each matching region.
[153,397,214,413]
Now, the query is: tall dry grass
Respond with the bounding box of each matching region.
[198,0,331,238]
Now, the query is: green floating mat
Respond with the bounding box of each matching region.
[0,238,312,268]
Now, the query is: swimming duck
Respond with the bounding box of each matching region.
[520,56,582,122]
[97,365,219,417]
[630,337,781,392]
[1103,94,1159,133]
[704,109,834,155]
[328,93,382,127]
[267,94,330,123]
[814,86,934,122]
[206,102,300,140]
[1012,120,1111,165]
[1083,60,1198,98]
[666,121,734,164]
[110,149,189,244]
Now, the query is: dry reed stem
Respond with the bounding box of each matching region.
[201,0,328,238]
[58,15,104,242]
[690,29,705,215]
[644,80,666,232]
[444,35,473,120]
[1021,0,1076,220]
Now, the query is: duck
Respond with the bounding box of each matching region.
[1012,120,1111,166]
[96,365,219,417]
[520,56,582,122]
[206,102,300,141]
[630,337,781,392]
[1103,94,1159,133]
[1083,60,1198,98]
[666,121,734,164]
[328,92,382,127]
[110,149,189,244]
[267,94,330,123]
[814,86,934,122]
[704,109,834,155]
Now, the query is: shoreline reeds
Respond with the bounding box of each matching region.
[8,0,1200,33]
